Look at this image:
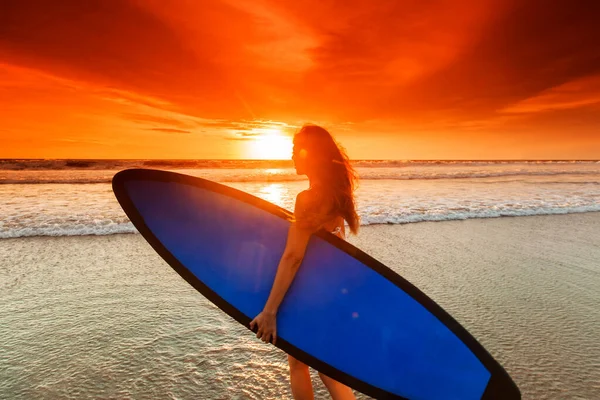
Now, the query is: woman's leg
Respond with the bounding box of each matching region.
[288,355,314,400]
[318,372,356,400]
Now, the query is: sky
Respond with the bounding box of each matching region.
[1,0,599,160]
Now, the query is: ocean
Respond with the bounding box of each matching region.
[1,160,599,399]
[1,159,599,239]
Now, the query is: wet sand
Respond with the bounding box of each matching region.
[1,212,599,399]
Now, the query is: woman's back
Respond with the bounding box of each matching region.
[295,186,346,239]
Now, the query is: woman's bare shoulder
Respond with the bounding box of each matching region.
[295,188,333,213]
[294,189,336,234]
[294,190,313,217]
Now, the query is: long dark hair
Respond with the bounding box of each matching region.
[294,124,360,234]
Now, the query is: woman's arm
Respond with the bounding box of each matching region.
[249,191,316,344]
[262,220,312,315]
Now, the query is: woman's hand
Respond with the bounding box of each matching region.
[249,310,277,345]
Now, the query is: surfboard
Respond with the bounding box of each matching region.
[112,168,520,400]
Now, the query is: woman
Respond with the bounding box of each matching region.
[249,124,359,400]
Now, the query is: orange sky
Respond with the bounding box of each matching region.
[1,0,599,159]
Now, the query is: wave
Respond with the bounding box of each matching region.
[0,222,137,239]
[524,181,600,185]
[2,170,600,184]
[0,159,295,171]
[0,179,115,184]
[354,160,600,167]
[3,206,599,239]
[360,205,600,225]
[2,159,599,171]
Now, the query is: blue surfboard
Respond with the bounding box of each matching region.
[112,169,520,400]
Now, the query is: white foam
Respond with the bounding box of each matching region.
[359,205,600,225]
[0,222,137,239]
[1,164,599,238]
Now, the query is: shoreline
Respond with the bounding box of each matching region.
[2,210,600,241]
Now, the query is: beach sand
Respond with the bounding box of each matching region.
[1,212,599,399]
[350,212,600,400]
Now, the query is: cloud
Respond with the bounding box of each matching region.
[123,113,192,128]
[53,137,115,147]
[397,0,600,118]
[501,74,600,114]
[147,128,192,134]
[224,136,255,141]
[2,0,600,158]
[0,0,238,115]
[3,0,600,124]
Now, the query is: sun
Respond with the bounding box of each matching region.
[247,128,293,160]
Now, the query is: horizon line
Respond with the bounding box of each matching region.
[1,158,599,162]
